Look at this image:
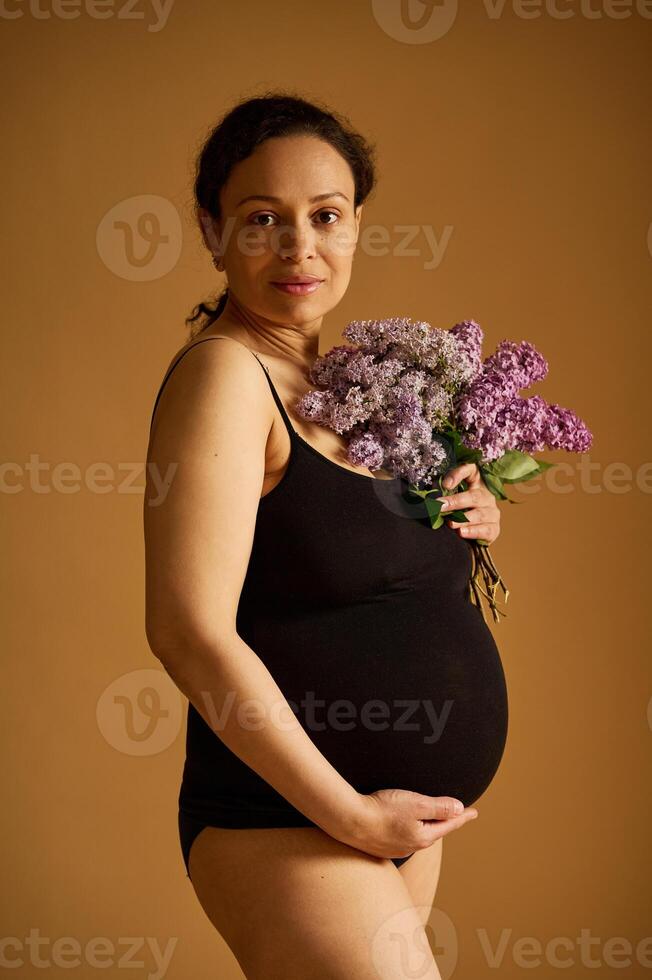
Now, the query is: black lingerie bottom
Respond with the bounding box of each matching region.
[178,808,415,879]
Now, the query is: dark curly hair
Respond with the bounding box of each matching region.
[186,90,378,337]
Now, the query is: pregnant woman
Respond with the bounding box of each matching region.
[144,93,508,980]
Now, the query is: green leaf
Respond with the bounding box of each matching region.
[501,469,541,484]
[424,496,444,528]
[405,485,432,501]
[491,450,540,481]
[501,459,556,484]
[480,469,509,500]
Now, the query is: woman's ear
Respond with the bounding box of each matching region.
[352,205,363,257]
[197,207,221,254]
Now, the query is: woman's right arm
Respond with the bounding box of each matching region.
[143,340,476,860]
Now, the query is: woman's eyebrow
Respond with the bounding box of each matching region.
[235,191,349,207]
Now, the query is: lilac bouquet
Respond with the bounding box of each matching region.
[295,317,592,624]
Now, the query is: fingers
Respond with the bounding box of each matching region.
[425,808,479,844]
[437,490,494,513]
[442,462,481,489]
[445,503,499,542]
[412,805,479,851]
[446,505,496,524]
[448,520,499,542]
[441,465,496,515]
[415,795,473,821]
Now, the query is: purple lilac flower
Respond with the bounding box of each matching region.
[484,339,548,388]
[293,315,592,484]
[342,317,479,387]
[462,396,592,461]
[294,316,478,485]
[449,320,484,380]
[542,402,593,453]
[455,370,520,431]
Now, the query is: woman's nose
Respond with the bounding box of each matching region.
[272,223,318,261]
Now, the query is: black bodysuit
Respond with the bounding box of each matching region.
[148,335,509,877]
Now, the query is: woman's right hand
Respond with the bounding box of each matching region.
[342,788,479,861]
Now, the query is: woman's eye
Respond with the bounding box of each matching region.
[251,214,275,227]
[249,209,339,227]
[316,209,339,224]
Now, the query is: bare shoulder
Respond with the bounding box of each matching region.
[148,333,274,449]
[144,334,275,651]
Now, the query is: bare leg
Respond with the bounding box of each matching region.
[398,838,443,924]
[187,825,442,979]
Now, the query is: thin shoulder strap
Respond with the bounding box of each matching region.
[148,334,297,437]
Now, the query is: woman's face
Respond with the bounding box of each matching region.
[203,135,362,327]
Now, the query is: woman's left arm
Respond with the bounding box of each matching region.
[436,462,501,544]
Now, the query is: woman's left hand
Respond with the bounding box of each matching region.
[437,462,501,545]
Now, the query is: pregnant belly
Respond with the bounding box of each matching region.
[183,587,509,813]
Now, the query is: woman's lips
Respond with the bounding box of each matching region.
[271,280,324,296]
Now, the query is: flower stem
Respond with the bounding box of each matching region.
[467,540,510,624]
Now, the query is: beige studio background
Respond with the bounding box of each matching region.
[2,1,651,978]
